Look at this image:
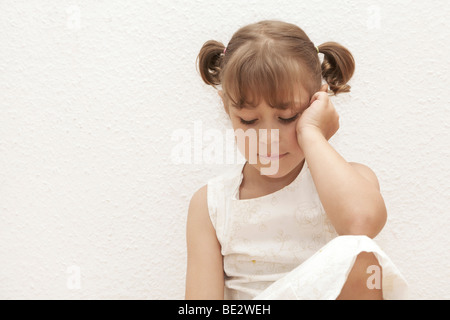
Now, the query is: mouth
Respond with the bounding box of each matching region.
[258,152,288,160]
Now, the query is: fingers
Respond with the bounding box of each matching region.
[320,84,329,92]
[310,83,330,104]
[310,84,329,101]
[309,91,328,105]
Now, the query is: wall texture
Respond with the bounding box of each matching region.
[0,0,449,299]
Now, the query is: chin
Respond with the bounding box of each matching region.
[256,162,289,177]
[257,155,303,178]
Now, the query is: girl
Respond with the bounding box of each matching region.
[186,20,408,300]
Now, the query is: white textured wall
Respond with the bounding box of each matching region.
[1,0,449,299]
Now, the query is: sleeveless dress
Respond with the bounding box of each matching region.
[206,160,409,300]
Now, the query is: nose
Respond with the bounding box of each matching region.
[258,128,280,156]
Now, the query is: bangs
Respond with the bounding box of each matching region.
[222,45,319,111]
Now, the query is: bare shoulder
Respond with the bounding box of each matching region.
[188,184,208,220]
[190,184,207,206]
[348,162,381,191]
[187,184,214,236]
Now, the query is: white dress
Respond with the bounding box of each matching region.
[206,160,409,300]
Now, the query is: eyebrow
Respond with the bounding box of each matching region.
[231,101,305,110]
[230,103,257,110]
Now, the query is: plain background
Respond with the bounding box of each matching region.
[1,0,449,299]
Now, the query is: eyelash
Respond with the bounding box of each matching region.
[239,114,299,126]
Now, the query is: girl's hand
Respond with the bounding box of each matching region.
[296,85,339,147]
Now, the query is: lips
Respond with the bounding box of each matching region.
[258,153,288,160]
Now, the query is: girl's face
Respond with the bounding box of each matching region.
[219,86,311,178]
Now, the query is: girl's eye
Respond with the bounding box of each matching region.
[239,113,300,126]
[239,118,257,125]
[279,113,300,124]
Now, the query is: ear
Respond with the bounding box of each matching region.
[218,90,229,115]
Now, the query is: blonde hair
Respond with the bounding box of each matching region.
[197,20,355,111]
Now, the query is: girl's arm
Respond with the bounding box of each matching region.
[296,89,387,238]
[299,129,387,238]
[185,185,224,299]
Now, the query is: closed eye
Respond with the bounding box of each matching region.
[239,118,257,125]
[279,113,300,124]
[239,113,300,126]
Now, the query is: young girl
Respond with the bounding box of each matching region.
[186,20,408,300]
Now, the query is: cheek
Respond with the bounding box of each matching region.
[233,126,256,157]
[285,125,301,149]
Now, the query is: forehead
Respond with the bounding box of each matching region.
[222,49,320,112]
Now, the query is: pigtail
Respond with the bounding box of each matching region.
[196,40,226,89]
[318,42,355,95]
